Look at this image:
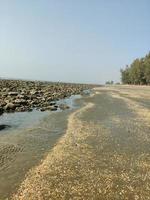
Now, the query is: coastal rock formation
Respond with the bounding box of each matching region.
[0,79,96,114]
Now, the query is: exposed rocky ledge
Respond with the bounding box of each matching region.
[0,79,96,114]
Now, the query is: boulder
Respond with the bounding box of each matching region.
[4,103,16,110]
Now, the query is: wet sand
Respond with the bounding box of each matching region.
[10,85,150,200]
[0,111,70,199]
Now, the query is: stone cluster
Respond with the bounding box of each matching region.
[0,79,94,115]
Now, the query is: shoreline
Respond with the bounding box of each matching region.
[0,92,87,199]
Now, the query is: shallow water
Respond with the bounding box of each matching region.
[0,94,81,133]
[0,94,83,199]
[57,94,81,108]
[0,110,49,132]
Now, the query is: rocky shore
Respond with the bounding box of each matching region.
[0,79,95,115]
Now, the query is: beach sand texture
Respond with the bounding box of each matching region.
[12,86,150,200]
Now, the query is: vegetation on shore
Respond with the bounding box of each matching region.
[121,52,150,85]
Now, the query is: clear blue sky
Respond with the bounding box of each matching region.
[0,0,150,84]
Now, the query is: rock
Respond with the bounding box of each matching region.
[49,102,56,106]
[27,108,33,112]
[2,93,8,97]
[40,108,46,112]
[30,90,38,95]
[46,96,53,101]
[2,88,7,92]
[0,101,7,107]
[18,107,26,112]
[50,106,57,111]
[8,92,18,96]
[14,99,28,105]
[0,107,4,115]
[0,79,94,114]
[17,94,25,99]
[15,107,29,112]
[45,106,57,111]
[0,124,11,131]
[59,104,70,110]
[4,103,16,110]
[15,107,21,112]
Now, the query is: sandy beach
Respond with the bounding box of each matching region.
[6,85,150,200]
[1,1,150,199]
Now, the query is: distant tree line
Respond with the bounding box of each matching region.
[121,52,150,85]
[105,80,114,85]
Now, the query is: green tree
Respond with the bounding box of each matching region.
[121,52,150,85]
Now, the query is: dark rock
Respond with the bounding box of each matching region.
[45,106,57,111]
[49,102,56,106]
[14,99,28,105]
[0,107,4,115]
[50,107,57,111]
[8,92,18,96]
[0,124,11,131]
[19,107,27,112]
[27,108,33,112]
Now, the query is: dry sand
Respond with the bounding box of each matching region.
[8,86,150,199]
